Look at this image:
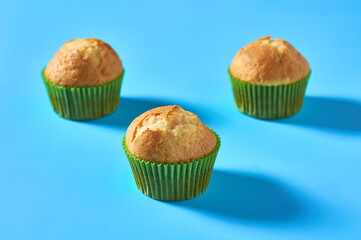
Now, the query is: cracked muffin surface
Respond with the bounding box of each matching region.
[230,36,310,85]
[45,38,123,87]
[125,105,217,163]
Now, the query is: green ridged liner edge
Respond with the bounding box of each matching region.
[122,130,221,201]
[229,69,311,119]
[41,67,124,120]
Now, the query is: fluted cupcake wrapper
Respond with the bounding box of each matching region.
[42,68,124,120]
[122,131,221,201]
[229,69,311,119]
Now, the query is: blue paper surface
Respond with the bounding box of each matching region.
[0,0,360,239]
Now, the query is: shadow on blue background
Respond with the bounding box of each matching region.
[171,169,309,222]
[87,97,217,128]
[276,96,361,132]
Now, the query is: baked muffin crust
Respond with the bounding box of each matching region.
[125,105,217,163]
[45,38,123,87]
[230,36,310,85]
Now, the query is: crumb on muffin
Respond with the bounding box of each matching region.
[125,105,217,163]
[45,38,123,87]
[230,36,310,85]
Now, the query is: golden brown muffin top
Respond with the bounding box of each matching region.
[125,105,217,163]
[230,36,310,85]
[45,38,123,87]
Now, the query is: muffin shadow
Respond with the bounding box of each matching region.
[276,96,361,132]
[171,170,308,222]
[87,97,215,128]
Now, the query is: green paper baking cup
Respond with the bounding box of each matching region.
[123,130,221,201]
[42,67,124,120]
[229,69,311,119]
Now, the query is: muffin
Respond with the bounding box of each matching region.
[123,105,221,201]
[42,38,124,120]
[229,36,311,119]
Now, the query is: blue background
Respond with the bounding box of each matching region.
[1,0,361,239]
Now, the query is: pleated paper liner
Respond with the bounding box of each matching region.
[42,67,124,120]
[229,69,311,119]
[123,130,221,201]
